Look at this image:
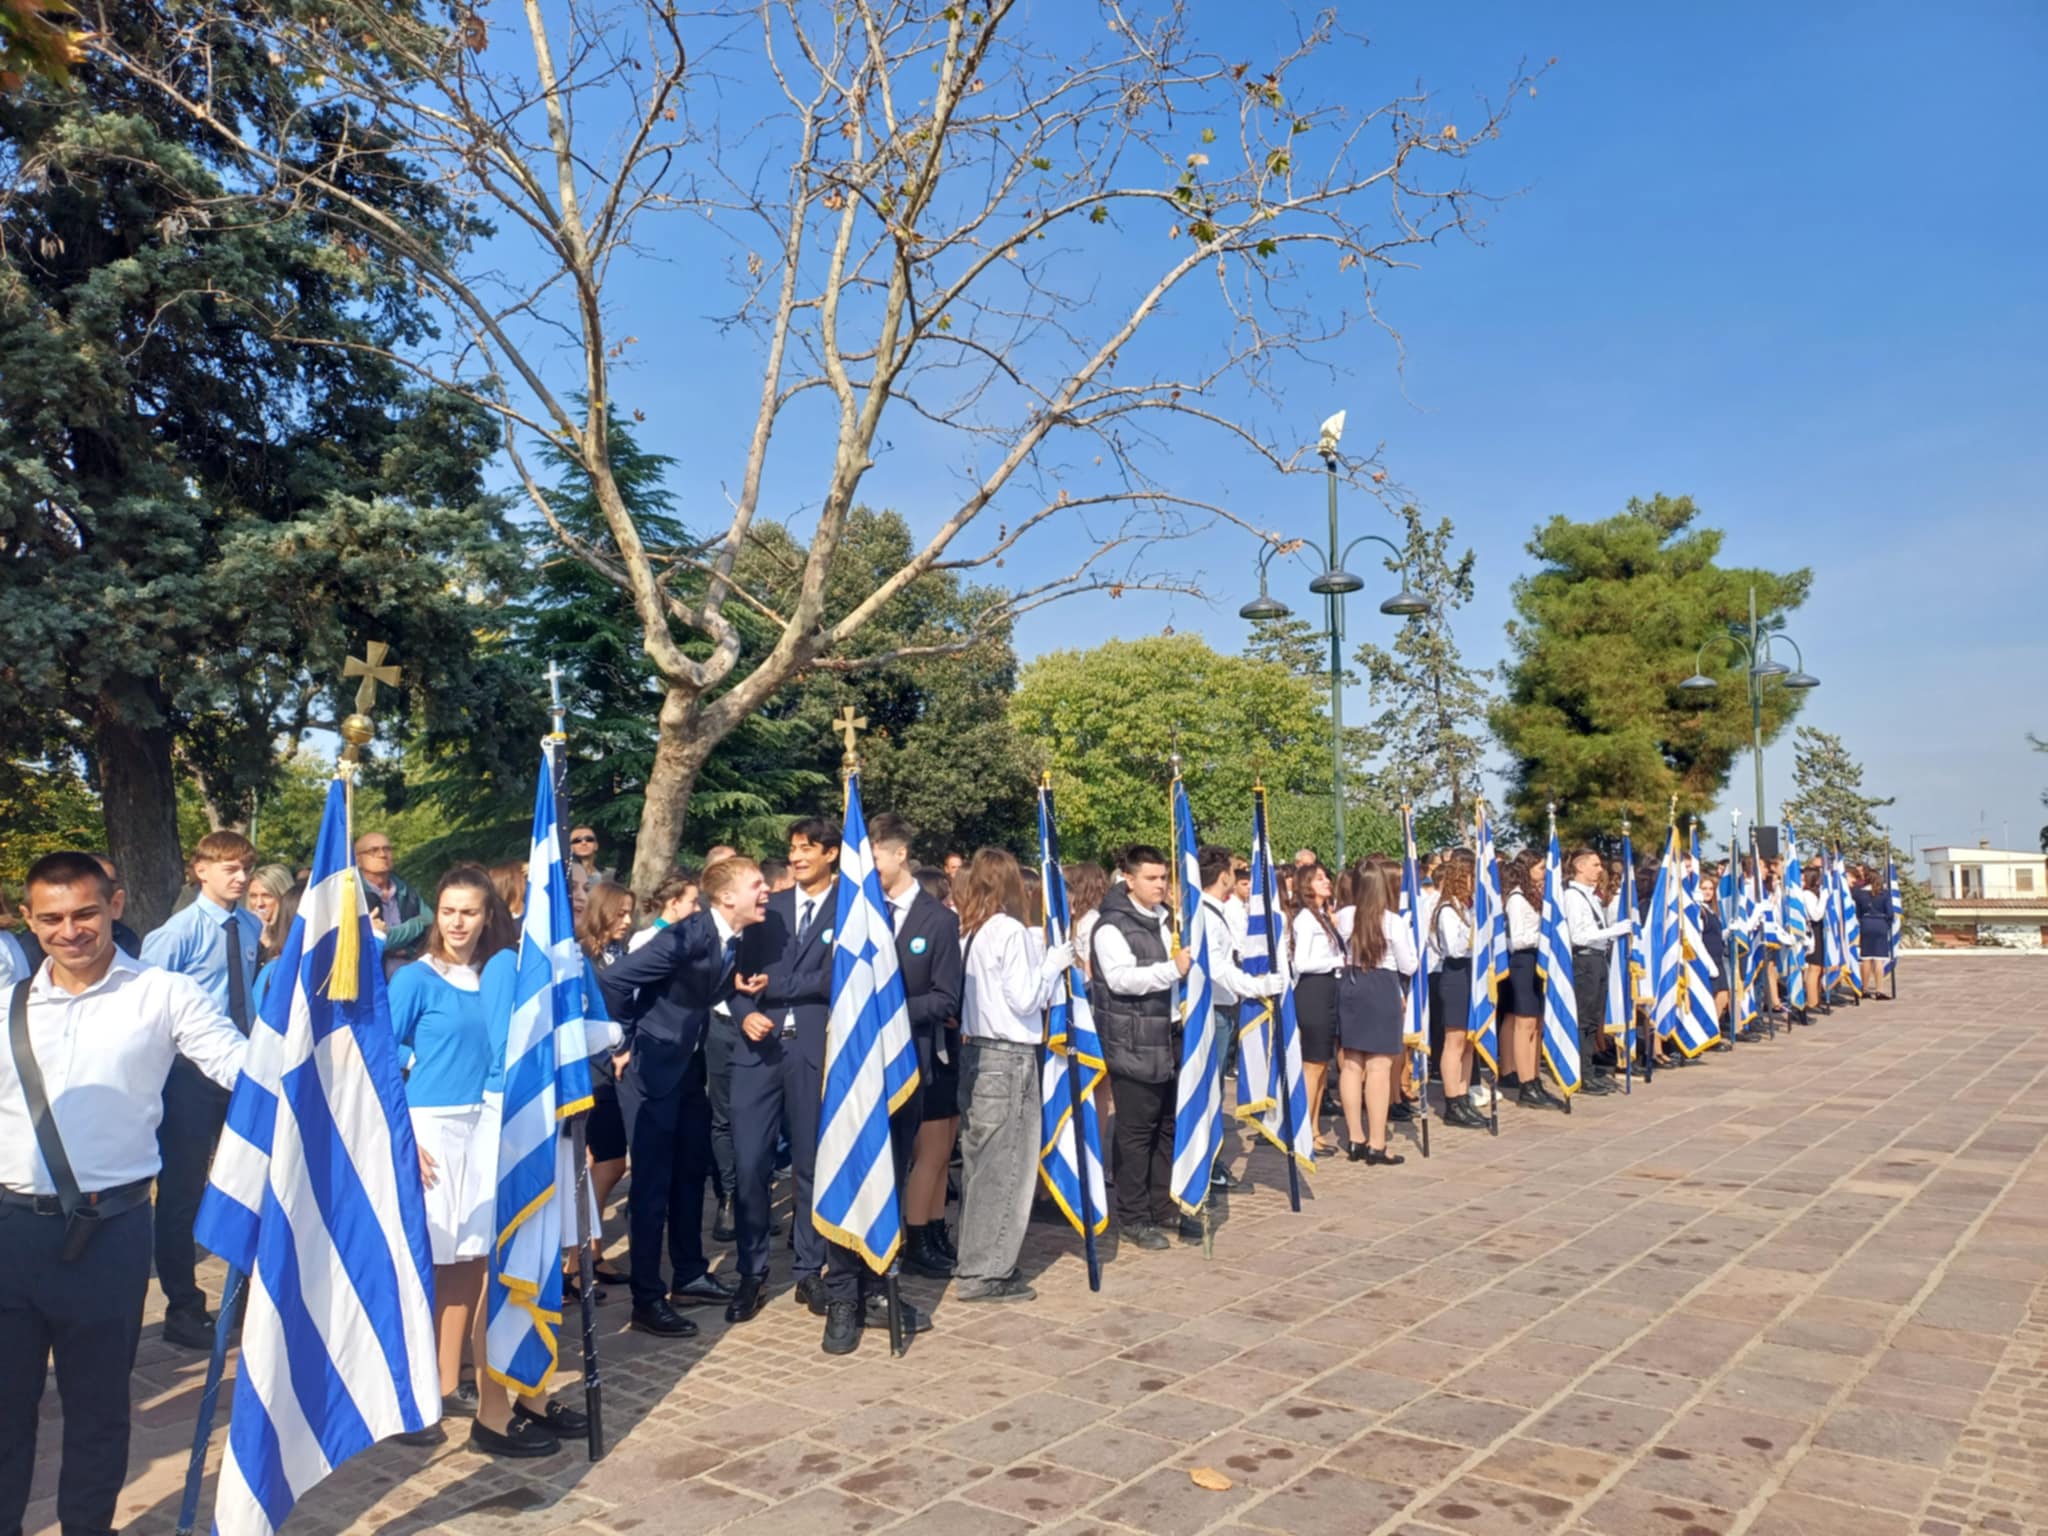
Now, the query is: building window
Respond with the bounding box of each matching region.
[2018,868,2037,893]
[1960,866,1984,898]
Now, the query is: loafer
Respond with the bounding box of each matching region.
[957,1275,1036,1303]
[793,1274,828,1317]
[821,1299,861,1356]
[514,1398,588,1437]
[723,1274,767,1324]
[669,1270,736,1306]
[628,1300,698,1338]
[467,1416,560,1459]
[161,1310,217,1352]
[1126,1224,1170,1252]
[1364,1146,1406,1167]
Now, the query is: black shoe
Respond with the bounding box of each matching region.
[467,1416,560,1459]
[1580,1074,1617,1096]
[821,1300,861,1355]
[1519,1080,1566,1111]
[1443,1099,1488,1129]
[1347,1142,1369,1161]
[591,1263,630,1287]
[161,1310,216,1352]
[670,1270,736,1306]
[1127,1224,1170,1251]
[1209,1165,1245,1192]
[723,1274,767,1323]
[1388,1100,1416,1123]
[629,1300,699,1338]
[958,1275,1036,1302]
[1365,1147,1406,1167]
[443,1384,478,1419]
[926,1220,958,1263]
[394,1424,445,1447]
[1497,1071,1523,1090]
[711,1196,736,1243]
[1177,1216,1205,1244]
[902,1228,954,1279]
[860,1291,925,1334]
[514,1398,588,1437]
[794,1274,828,1316]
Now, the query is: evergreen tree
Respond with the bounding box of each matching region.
[1353,506,1493,825]
[0,14,518,924]
[1780,728,1893,854]
[1493,494,1811,846]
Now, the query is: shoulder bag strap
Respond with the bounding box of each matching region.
[9,980,85,1215]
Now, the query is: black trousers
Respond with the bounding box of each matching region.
[1109,1073,1176,1229]
[617,1047,713,1309]
[154,1058,229,1321]
[704,1012,738,1203]
[1571,948,1613,1072]
[0,1201,151,1536]
[731,1032,824,1283]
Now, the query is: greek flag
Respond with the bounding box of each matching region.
[1722,821,1755,1035]
[196,776,438,1536]
[1678,823,1721,1053]
[1837,849,1865,985]
[1469,802,1505,1073]
[1399,808,1430,1051]
[1240,786,1313,1169]
[1606,831,1639,1053]
[1036,782,1107,1236]
[1821,847,1852,997]
[1782,826,1809,1011]
[1169,774,1221,1217]
[813,772,919,1269]
[1884,852,1902,984]
[486,748,597,1394]
[1646,823,1686,1048]
[1536,818,1581,1095]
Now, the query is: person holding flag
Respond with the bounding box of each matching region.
[1422,850,1487,1129]
[1196,844,1285,1182]
[1562,843,1631,1092]
[1035,782,1111,1275]
[1238,786,1316,1185]
[1089,842,1190,1252]
[1537,809,1585,1104]
[1466,804,1507,1116]
[1603,829,1641,1078]
[1335,858,1418,1162]
[1501,852,1558,1108]
[1167,776,1224,1228]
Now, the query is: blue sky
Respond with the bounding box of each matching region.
[529,0,2047,867]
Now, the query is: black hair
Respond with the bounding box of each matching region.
[1118,843,1169,874]
[868,813,914,850]
[1197,845,1235,887]
[24,851,115,902]
[787,816,843,852]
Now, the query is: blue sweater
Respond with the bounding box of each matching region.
[390,958,497,1107]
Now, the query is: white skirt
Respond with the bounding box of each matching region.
[412,1100,500,1266]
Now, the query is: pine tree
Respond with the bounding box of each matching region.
[1780,728,1893,855]
[1353,506,1493,826]
[1493,494,1811,846]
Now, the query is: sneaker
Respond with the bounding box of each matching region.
[821,1300,860,1356]
[1467,1081,1495,1112]
[957,1275,1036,1303]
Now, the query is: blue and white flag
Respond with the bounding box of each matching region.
[1782,825,1810,1011]
[486,746,597,1395]
[1884,851,1902,983]
[1646,824,1685,1046]
[1722,819,1756,1035]
[1037,782,1108,1236]
[1169,774,1221,1217]
[1399,808,1430,1052]
[1821,846,1853,996]
[1678,822,1721,1053]
[198,775,438,1536]
[1469,802,1505,1074]
[1607,828,1640,1055]
[1536,815,1581,1096]
[1240,786,1313,1170]
[814,772,920,1269]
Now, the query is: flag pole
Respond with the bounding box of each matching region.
[173,1266,246,1536]
[544,662,605,1460]
[1254,785,1304,1212]
[1887,827,1900,1000]
[1042,776,1104,1290]
[1167,743,1214,1260]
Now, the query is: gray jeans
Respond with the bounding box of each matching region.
[955,1037,1041,1294]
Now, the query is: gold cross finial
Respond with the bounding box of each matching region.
[834,705,867,773]
[338,641,398,765]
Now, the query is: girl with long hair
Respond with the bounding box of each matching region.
[247,864,297,961]
[577,882,637,968]
[1288,862,1348,1154]
[1425,851,1486,1129]
[1800,864,1827,1011]
[1500,852,1559,1107]
[1334,860,1417,1164]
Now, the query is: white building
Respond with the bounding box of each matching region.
[1924,843,2048,948]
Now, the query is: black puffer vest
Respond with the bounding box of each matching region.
[1090,885,1178,1084]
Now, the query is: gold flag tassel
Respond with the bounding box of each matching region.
[324,770,362,1002]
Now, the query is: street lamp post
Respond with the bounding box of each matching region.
[1240,411,1426,868]
[1677,584,1819,832]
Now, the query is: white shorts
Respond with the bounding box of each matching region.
[411,1100,500,1266]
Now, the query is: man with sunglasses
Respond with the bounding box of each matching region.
[569,826,617,887]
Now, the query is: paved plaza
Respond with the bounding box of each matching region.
[28,956,2048,1536]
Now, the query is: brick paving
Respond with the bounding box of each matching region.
[25,957,2048,1536]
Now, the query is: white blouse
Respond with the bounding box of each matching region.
[1369,910,1421,976]
[1422,894,1473,968]
[961,913,1061,1045]
[1290,905,1354,975]
[1505,890,1540,952]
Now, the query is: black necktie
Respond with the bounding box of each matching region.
[798,899,814,937]
[224,915,250,1034]
[719,933,738,988]
[884,899,898,935]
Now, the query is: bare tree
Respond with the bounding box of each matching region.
[89,0,1540,895]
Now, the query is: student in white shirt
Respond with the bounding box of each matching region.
[3,852,245,1536]
[1424,852,1487,1129]
[1197,846,1285,1187]
[1563,847,1633,1093]
[1287,863,1349,1155]
[1500,852,1562,1108]
[954,850,1072,1299]
[1334,861,1417,1164]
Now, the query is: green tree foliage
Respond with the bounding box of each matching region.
[1354,506,1493,825]
[1492,495,1811,846]
[1012,634,1370,864]
[0,0,75,92]
[1778,726,1931,938]
[0,15,520,925]
[0,757,100,881]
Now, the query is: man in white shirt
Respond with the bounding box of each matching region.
[2,851,245,1536]
[1197,847,1283,1190]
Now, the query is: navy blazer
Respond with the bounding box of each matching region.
[597,911,735,1097]
[739,885,838,1058]
[893,889,962,1035]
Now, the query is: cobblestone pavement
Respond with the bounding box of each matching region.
[26,957,2048,1536]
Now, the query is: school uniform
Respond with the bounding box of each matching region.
[1562,882,1629,1089]
[390,956,498,1264]
[1201,894,1283,1078]
[1289,906,1352,1066]
[1853,886,1890,957]
[1799,887,1827,965]
[891,885,963,1128]
[1422,894,1473,1057]
[1335,911,1418,1055]
[1504,891,1542,1016]
[1090,885,1181,1233]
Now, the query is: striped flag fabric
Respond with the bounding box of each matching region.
[486,746,598,1395]
[1677,823,1721,1054]
[1646,823,1686,1049]
[1168,773,1222,1217]
[196,775,439,1536]
[1838,849,1865,985]
[1536,813,1581,1096]
[1468,802,1505,1074]
[1606,831,1640,1055]
[1821,847,1853,998]
[1884,850,1903,985]
[1399,808,1430,1051]
[1240,786,1313,1170]
[1722,820,1756,1036]
[1782,825,1810,1012]
[1035,782,1108,1236]
[813,772,920,1269]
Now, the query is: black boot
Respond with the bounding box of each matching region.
[1443,1098,1487,1129]
[902,1225,954,1279]
[926,1219,957,1263]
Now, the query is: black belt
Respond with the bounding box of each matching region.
[1571,945,1609,959]
[0,1174,152,1218]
